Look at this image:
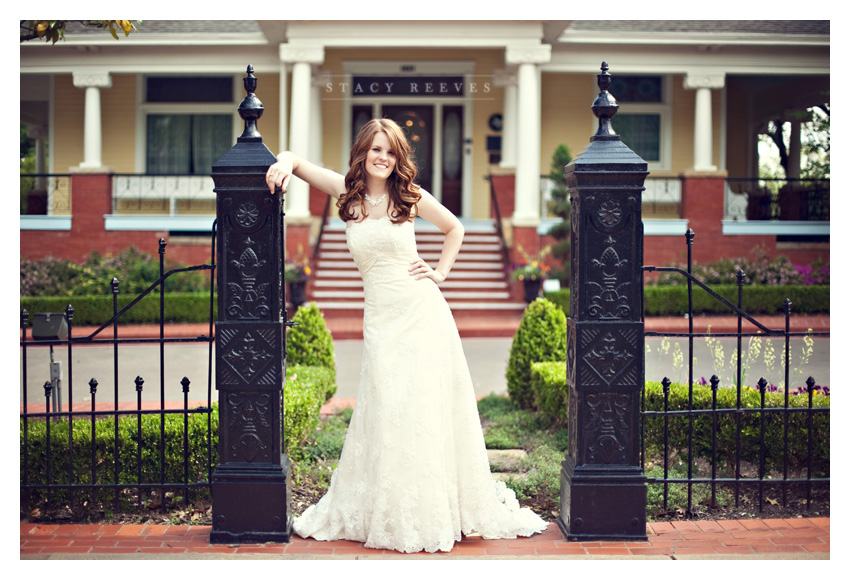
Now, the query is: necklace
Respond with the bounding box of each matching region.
[365,193,387,207]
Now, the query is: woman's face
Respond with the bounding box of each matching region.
[364,131,397,185]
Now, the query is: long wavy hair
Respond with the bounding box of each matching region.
[338,118,422,224]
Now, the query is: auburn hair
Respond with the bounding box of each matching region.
[337,118,422,224]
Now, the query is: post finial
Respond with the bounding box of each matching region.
[592,61,619,138]
[237,64,264,140]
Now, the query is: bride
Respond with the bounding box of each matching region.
[266,118,547,553]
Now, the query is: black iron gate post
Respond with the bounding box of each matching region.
[210,66,292,543]
[558,63,649,541]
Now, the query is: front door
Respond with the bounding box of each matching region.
[382,105,434,196]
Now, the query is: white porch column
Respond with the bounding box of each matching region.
[280,45,325,219]
[684,73,725,172]
[278,62,289,152]
[494,68,518,168]
[72,72,112,169]
[506,45,551,226]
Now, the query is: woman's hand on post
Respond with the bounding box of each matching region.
[409,258,446,285]
[266,153,294,194]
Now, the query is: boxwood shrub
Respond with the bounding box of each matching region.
[530,361,568,424]
[286,302,337,402]
[506,298,566,409]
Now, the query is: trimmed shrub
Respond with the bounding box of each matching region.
[286,302,337,401]
[530,361,568,424]
[506,298,566,409]
[544,286,829,317]
[643,381,829,478]
[20,364,332,510]
[20,293,216,327]
[20,403,219,508]
[283,364,331,453]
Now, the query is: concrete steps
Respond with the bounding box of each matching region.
[310,219,528,317]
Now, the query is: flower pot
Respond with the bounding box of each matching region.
[289,280,306,308]
[523,278,541,303]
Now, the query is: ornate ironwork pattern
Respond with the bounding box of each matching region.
[559,62,649,542]
[210,65,292,544]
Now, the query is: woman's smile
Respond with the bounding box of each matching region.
[365,131,396,181]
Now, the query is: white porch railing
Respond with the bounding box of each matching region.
[112,174,216,216]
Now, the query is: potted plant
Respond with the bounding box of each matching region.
[285,257,311,308]
[509,246,551,303]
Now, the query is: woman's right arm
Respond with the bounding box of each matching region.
[265,152,346,198]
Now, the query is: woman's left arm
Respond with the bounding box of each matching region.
[409,189,464,284]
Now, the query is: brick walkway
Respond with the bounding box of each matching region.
[20,518,829,559]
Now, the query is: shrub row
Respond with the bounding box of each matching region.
[20,293,216,327]
[20,362,332,506]
[544,284,829,317]
[520,359,830,478]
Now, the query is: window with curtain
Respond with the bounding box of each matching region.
[612,113,661,163]
[146,114,232,174]
[144,76,234,175]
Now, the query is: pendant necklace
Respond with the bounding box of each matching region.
[365,192,387,207]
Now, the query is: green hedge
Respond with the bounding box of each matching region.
[530,361,568,424]
[20,293,216,327]
[520,362,830,478]
[506,298,566,409]
[545,285,829,317]
[21,363,330,508]
[286,302,337,401]
[643,381,829,477]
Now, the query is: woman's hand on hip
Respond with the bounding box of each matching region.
[409,258,446,285]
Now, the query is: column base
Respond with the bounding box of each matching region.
[210,458,293,544]
[557,460,647,542]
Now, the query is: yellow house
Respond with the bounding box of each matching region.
[20,20,829,314]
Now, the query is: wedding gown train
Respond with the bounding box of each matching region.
[292,216,547,553]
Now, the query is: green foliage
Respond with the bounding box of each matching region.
[21,364,332,512]
[286,302,337,401]
[542,289,569,316]
[21,293,216,327]
[21,20,141,44]
[647,248,828,287]
[20,404,219,508]
[506,299,566,409]
[545,145,573,285]
[642,284,829,316]
[284,364,331,454]
[530,362,568,424]
[642,381,829,478]
[21,247,212,297]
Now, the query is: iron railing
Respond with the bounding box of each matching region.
[642,230,829,516]
[484,175,510,263]
[112,174,216,216]
[20,228,217,516]
[725,178,829,222]
[20,173,72,215]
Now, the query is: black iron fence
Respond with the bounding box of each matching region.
[20,230,217,517]
[642,230,829,516]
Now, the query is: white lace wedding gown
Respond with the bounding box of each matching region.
[292,216,547,553]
